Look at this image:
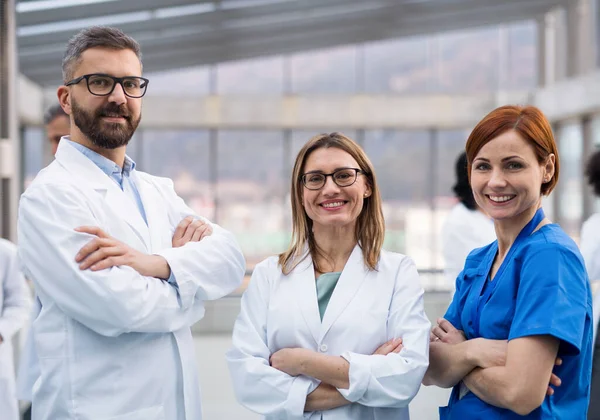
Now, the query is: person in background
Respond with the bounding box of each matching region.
[227,132,430,420]
[441,151,496,295]
[423,105,592,419]
[16,103,71,420]
[0,239,32,420]
[43,103,69,155]
[581,149,600,419]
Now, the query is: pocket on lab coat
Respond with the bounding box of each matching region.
[101,405,165,420]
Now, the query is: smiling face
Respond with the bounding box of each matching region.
[470,129,555,223]
[301,147,371,232]
[59,47,142,150]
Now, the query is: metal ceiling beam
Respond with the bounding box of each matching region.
[19,0,553,70]
[141,0,558,63]
[17,0,396,49]
[25,0,554,86]
[18,0,402,64]
[16,0,212,27]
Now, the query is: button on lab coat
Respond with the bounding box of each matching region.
[227,246,430,419]
[0,238,31,420]
[17,140,245,420]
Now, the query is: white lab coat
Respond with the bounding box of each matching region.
[580,213,600,346]
[17,140,245,420]
[226,245,430,420]
[16,296,41,402]
[0,238,32,420]
[441,203,496,291]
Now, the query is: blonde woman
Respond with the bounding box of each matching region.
[226,132,430,419]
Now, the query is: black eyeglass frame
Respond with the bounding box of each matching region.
[64,73,150,98]
[300,168,365,190]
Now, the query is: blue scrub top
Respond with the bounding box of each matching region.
[441,223,593,419]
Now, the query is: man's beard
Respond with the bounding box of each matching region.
[71,99,140,150]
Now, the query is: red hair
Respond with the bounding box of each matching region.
[465,105,559,195]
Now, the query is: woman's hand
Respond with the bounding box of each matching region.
[269,348,313,376]
[373,338,403,355]
[547,358,562,396]
[431,318,467,344]
[469,338,508,368]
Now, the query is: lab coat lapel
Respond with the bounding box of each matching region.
[319,245,368,341]
[290,255,321,345]
[131,172,167,254]
[54,141,151,251]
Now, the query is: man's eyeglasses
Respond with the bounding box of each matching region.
[301,168,364,190]
[65,73,149,98]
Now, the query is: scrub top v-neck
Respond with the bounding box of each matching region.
[316,272,341,321]
[440,208,593,419]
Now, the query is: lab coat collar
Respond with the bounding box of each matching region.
[319,244,369,341]
[290,244,369,345]
[291,254,322,345]
[130,171,167,253]
[54,139,152,251]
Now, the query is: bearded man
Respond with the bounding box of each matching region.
[17,26,245,420]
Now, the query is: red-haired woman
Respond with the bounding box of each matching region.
[423,105,593,418]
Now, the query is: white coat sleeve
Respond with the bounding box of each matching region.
[226,261,319,419]
[18,184,205,337]
[151,178,245,309]
[0,240,31,342]
[337,256,430,407]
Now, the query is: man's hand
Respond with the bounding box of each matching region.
[172,216,213,248]
[373,338,403,355]
[75,226,170,279]
[431,318,467,344]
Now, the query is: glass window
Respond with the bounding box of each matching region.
[144,66,210,97]
[363,130,433,271]
[217,56,284,94]
[434,130,470,272]
[557,123,584,239]
[590,117,600,213]
[22,126,45,190]
[216,130,286,268]
[508,21,537,89]
[437,26,500,93]
[592,117,600,147]
[364,36,430,93]
[140,129,213,219]
[435,130,469,200]
[290,45,357,93]
[124,132,143,165]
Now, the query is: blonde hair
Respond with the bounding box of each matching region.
[278,132,385,275]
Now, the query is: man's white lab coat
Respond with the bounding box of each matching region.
[18,140,245,420]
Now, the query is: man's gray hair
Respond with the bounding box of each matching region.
[62,26,142,83]
[43,103,68,125]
